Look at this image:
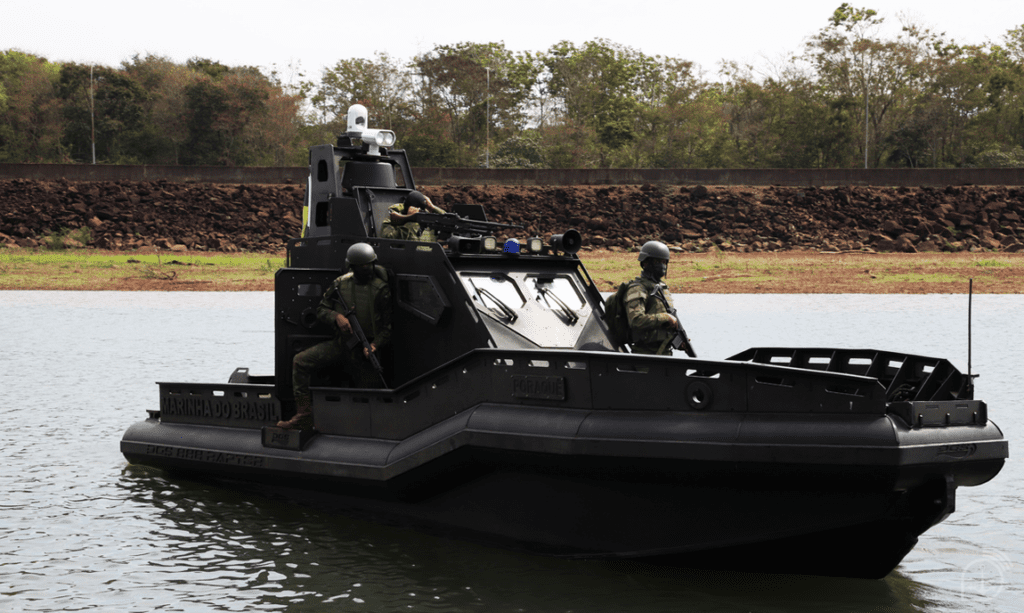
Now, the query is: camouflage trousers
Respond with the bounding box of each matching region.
[292,339,383,400]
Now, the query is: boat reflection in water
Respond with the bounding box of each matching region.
[121,105,1007,579]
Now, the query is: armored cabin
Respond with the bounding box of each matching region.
[272,105,617,437]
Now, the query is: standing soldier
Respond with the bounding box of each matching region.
[278,242,392,430]
[624,241,684,356]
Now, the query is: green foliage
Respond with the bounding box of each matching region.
[412,42,541,160]
[59,63,151,163]
[181,76,232,164]
[828,3,881,29]
[1,11,1023,169]
[313,52,412,132]
[121,54,196,164]
[40,227,92,250]
[486,130,545,168]
[0,51,303,167]
[971,145,1024,167]
[401,131,461,167]
[179,66,300,166]
[0,50,64,162]
[187,58,231,80]
[542,39,644,165]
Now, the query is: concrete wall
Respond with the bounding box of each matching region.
[2,163,1022,187]
[0,163,306,184]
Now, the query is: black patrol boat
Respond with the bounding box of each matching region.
[121,105,1008,579]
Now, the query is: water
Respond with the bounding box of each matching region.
[1,291,1020,612]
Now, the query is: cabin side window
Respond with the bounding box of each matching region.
[396,274,450,325]
[314,201,330,227]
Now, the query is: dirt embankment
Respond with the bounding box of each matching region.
[2,179,1024,254]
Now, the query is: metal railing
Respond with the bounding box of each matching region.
[310,348,891,440]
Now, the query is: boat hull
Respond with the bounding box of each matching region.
[122,401,1006,578]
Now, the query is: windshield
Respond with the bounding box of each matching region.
[460,271,593,348]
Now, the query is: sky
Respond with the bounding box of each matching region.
[3,0,1021,84]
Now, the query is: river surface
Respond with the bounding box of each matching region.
[1,291,1020,612]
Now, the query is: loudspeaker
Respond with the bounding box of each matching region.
[551,229,582,254]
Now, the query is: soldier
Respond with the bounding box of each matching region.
[380,190,445,241]
[277,242,393,430]
[623,241,680,355]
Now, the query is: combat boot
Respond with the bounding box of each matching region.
[277,396,314,430]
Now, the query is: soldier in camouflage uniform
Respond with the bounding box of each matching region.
[624,241,680,355]
[380,190,445,242]
[277,243,393,430]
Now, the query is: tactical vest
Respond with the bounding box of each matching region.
[625,276,675,349]
[336,273,387,340]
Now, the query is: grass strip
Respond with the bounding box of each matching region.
[1,248,1021,293]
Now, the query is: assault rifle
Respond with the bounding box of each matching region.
[670,319,698,358]
[329,287,387,387]
[411,212,522,238]
[653,286,697,358]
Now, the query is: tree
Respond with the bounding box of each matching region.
[486,129,545,168]
[620,55,707,167]
[58,62,149,163]
[968,26,1024,163]
[246,78,304,167]
[542,39,643,163]
[122,54,198,164]
[413,42,540,165]
[540,40,710,167]
[649,84,731,168]
[803,5,937,167]
[181,71,254,165]
[718,60,859,167]
[313,52,412,133]
[0,51,64,162]
[174,62,303,166]
[881,23,1023,167]
[901,42,986,166]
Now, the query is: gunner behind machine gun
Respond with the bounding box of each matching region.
[380,191,446,242]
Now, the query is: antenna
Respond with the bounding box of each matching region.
[90,65,96,165]
[967,278,977,397]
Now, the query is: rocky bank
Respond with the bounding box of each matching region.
[2,178,1024,254]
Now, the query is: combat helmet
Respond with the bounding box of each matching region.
[637,240,670,263]
[346,242,377,266]
[404,190,428,209]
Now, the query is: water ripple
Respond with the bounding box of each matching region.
[2,291,1021,612]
